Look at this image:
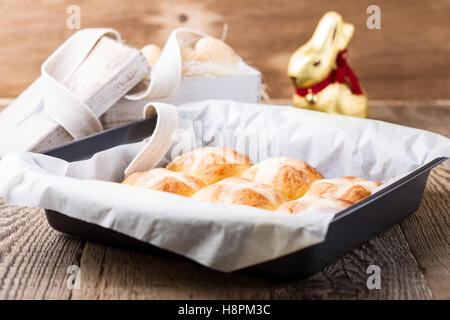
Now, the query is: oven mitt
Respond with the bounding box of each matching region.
[124,102,179,177]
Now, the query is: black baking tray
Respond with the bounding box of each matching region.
[42,118,447,280]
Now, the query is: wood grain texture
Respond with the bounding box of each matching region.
[71,242,271,300]
[0,0,449,100]
[399,165,450,299]
[0,100,448,299]
[271,225,432,299]
[0,202,84,299]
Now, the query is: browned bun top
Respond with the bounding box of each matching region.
[277,195,351,214]
[166,147,252,185]
[124,147,382,215]
[192,177,285,211]
[123,168,205,197]
[241,157,324,200]
[305,176,382,204]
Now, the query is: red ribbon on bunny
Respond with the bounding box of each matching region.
[295,49,363,97]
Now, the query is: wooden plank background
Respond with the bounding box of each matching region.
[0,0,449,100]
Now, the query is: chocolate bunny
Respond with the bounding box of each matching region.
[287,12,368,118]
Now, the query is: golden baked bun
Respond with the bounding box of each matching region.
[241,157,324,200]
[166,147,252,185]
[123,168,205,197]
[305,177,382,204]
[277,196,351,214]
[192,177,285,211]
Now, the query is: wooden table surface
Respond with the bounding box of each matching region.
[0,99,448,300]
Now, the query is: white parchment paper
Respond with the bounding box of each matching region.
[0,100,449,272]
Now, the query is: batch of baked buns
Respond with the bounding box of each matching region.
[122,147,382,214]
